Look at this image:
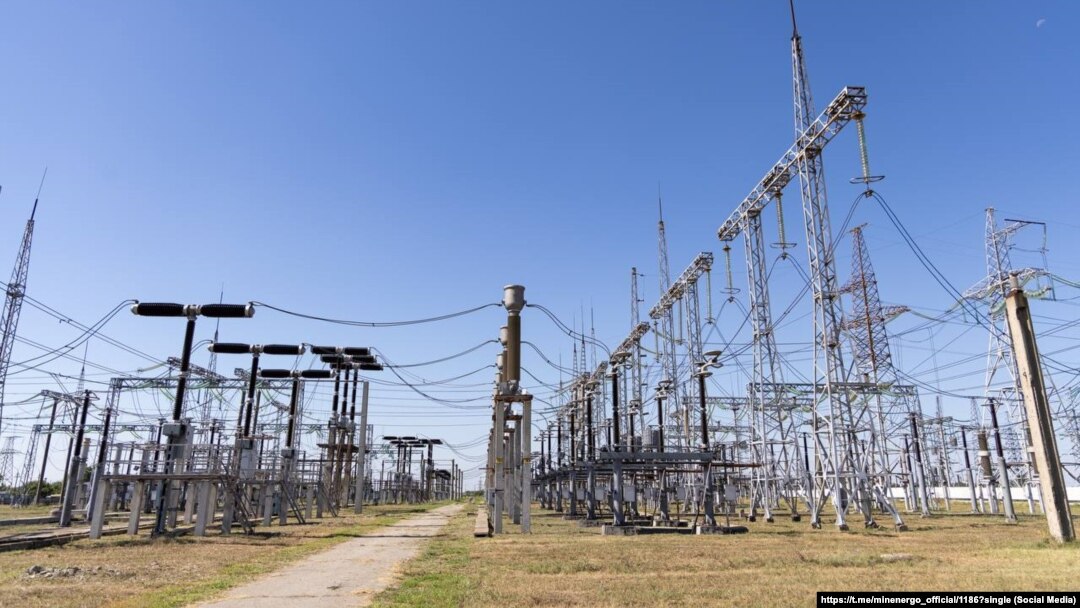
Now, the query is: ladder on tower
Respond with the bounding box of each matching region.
[225,478,256,535]
[281,481,306,524]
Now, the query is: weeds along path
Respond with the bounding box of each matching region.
[196,504,462,608]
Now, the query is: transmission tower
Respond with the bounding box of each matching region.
[0,436,15,489]
[0,175,45,436]
[740,199,805,522]
[965,208,1049,513]
[840,225,925,523]
[14,425,40,504]
[788,1,872,529]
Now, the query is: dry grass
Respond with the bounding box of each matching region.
[0,502,448,608]
[0,504,57,519]
[373,503,1080,608]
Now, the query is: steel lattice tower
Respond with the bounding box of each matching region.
[741,201,807,522]
[0,436,15,489]
[788,2,869,529]
[0,183,43,437]
[965,208,1046,511]
[654,197,683,448]
[630,268,644,419]
[840,225,925,523]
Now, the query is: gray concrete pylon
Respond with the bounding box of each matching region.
[1004,276,1075,542]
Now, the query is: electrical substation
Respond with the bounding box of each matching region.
[482,6,1079,543]
[0,2,1077,606]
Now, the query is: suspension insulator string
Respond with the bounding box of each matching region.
[722,242,738,301]
[705,268,715,324]
[772,191,795,257]
[850,111,884,192]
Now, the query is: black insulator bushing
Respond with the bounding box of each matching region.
[342,347,370,356]
[359,363,383,371]
[300,369,333,379]
[133,303,185,317]
[209,342,251,354]
[262,344,305,356]
[200,303,255,318]
[259,369,292,379]
[319,354,343,363]
[353,355,376,364]
[310,346,338,355]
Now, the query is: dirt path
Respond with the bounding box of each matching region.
[196,504,462,608]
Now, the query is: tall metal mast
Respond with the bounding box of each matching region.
[841,225,922,523]
[0,173,45,436]
[630,268,644,414]
[655,195,682,447]
[788,1,858,529]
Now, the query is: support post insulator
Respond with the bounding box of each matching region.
[310,345,369,356]
[262,344,305,356]
[132,303,186,317]
[850,111,884,188]
[200,303,255,318]
[209,342,251,354]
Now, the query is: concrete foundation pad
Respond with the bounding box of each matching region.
[635,526,693,535]
[651,519,688,528]
[695,524,750,535]
[577,519,603,528]
[600,524,637,536]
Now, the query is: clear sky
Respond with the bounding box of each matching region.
[0,2,1078,487]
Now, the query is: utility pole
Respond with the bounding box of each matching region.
[1004,275,1075,542]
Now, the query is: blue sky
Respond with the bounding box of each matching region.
[0,2,1078,486]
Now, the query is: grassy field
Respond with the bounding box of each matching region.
[0,502,447,608]
[372,504,1080,608]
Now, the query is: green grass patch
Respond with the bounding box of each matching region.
[371,511,472,608]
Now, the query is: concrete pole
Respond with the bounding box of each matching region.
[86,404,113,524]
[960,428,980,513]
[325,367,341,509]
[909,414,932,517]
[585,388,597,520]
[987,399,1017,523]
[1004,277,1075,542]
[492,401,506,533]
[568,409,577,517]
[555,416,564,513]
[354,381,369,513]
[60,391,91,527]
[34,397,60,505]
[521,403,533,531]
[154,315,197,536]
